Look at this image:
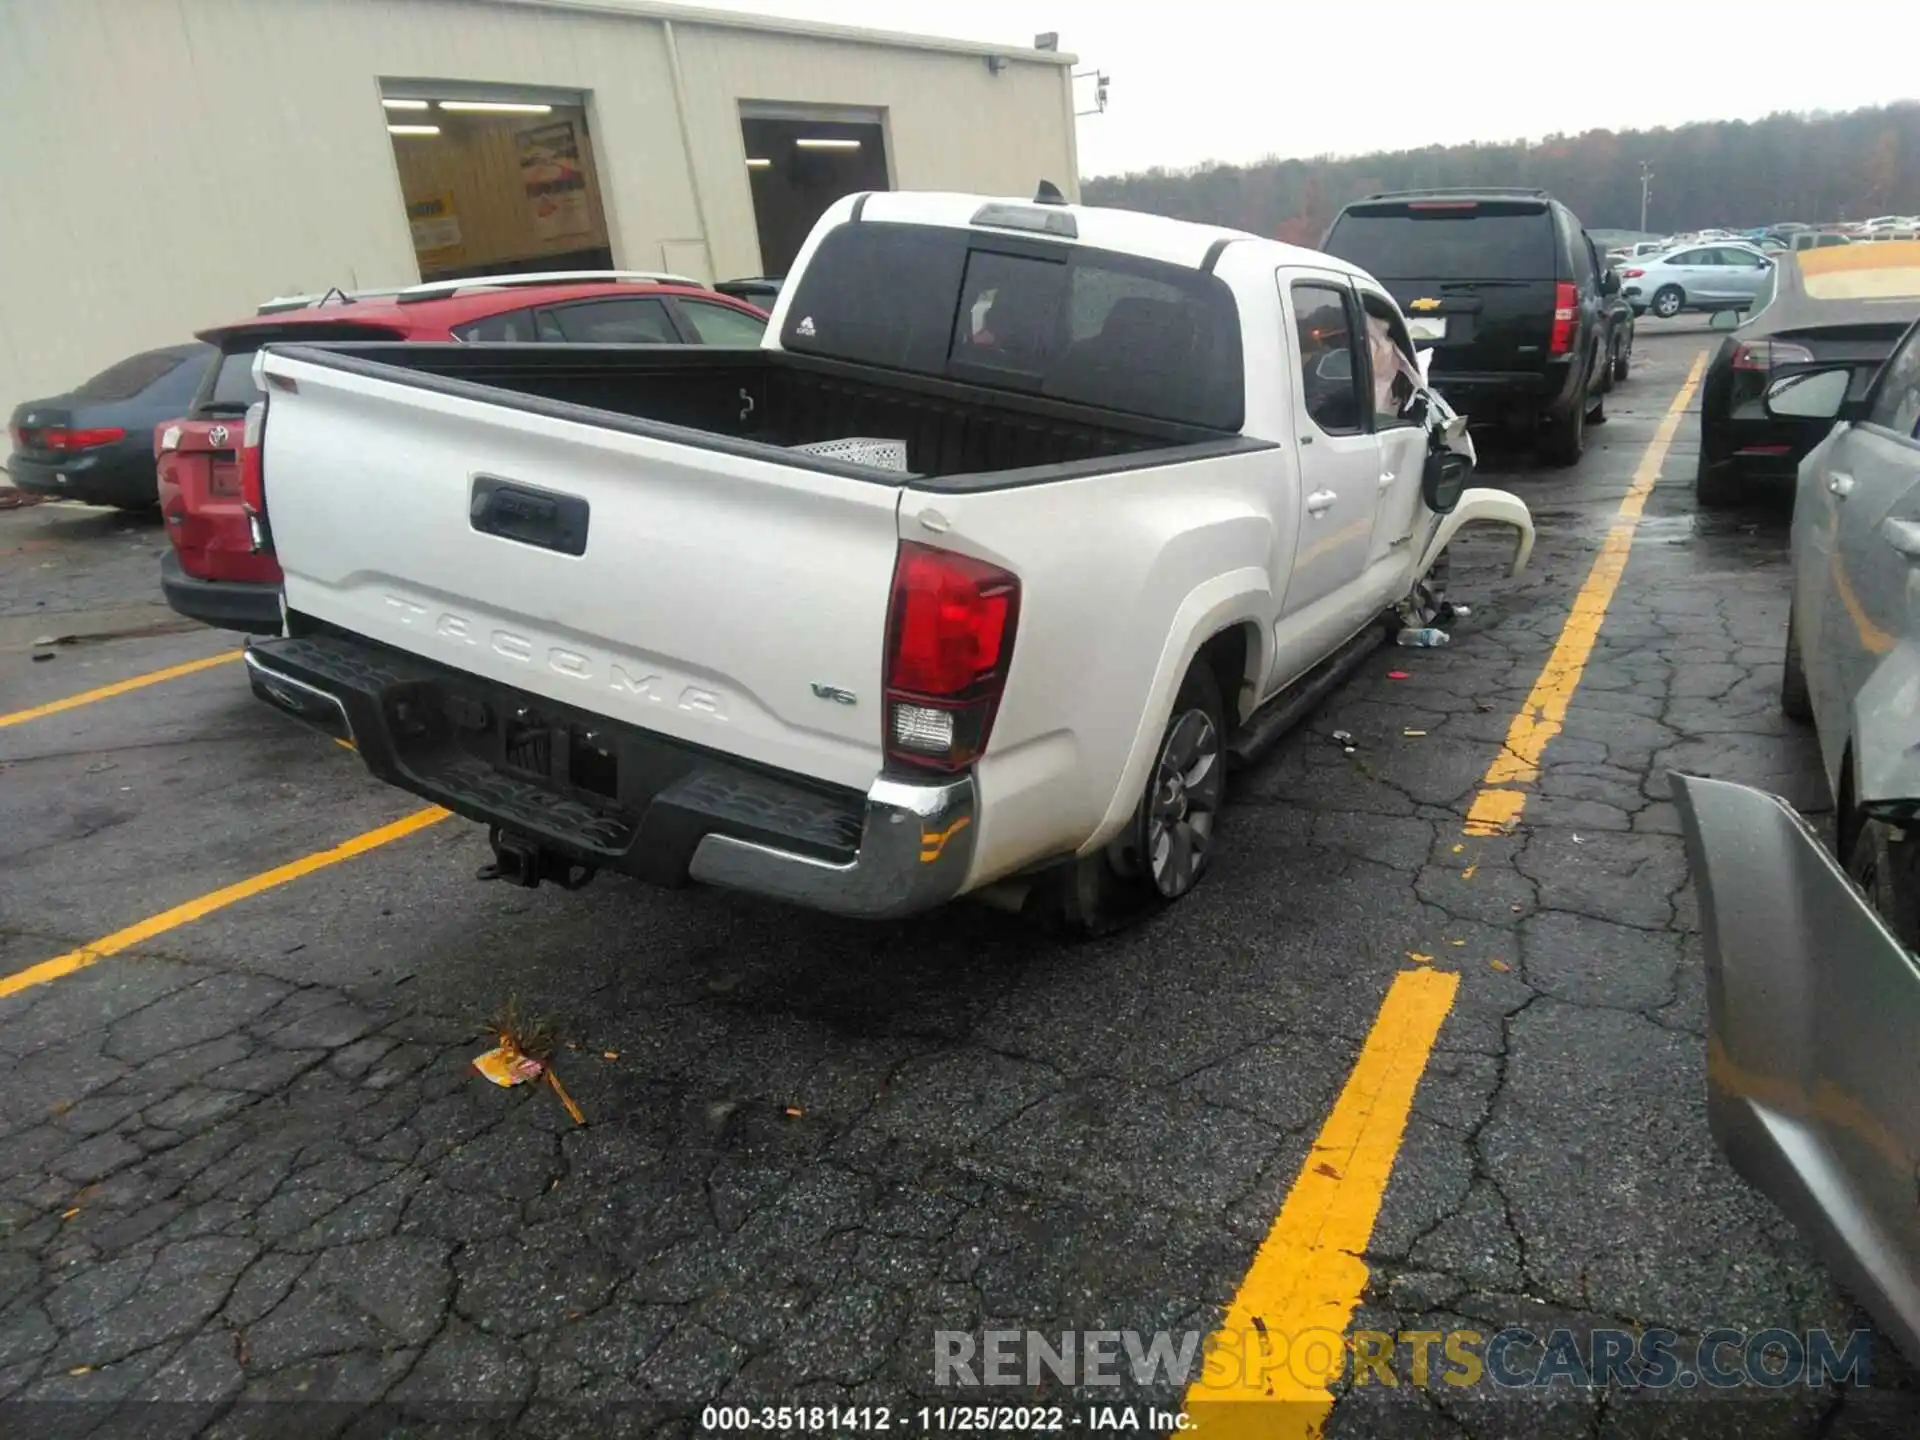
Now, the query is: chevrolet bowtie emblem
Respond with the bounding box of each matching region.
[1408,297,1442,312]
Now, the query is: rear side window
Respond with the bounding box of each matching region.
[677,299,769,347]
[454,307,544,343]
[1292,282,1364,435]
[784,222,1244,431]
[209,351,264,409]
[74,349,194,401]
[549,299,678,344]
[1324,201,1559,281]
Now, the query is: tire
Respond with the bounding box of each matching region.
[1539,390,1587,466]
[1651,285,1684,319]
[1613,340,1631,383]
[1694,447,1740,508]
[1035,663,1228,934]
[1845,818,1920,953]
[1586,368,1608,424]
[1114,664,1227,902]
[1780,603,1813,721]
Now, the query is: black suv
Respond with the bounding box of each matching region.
[1320,188,1617,464]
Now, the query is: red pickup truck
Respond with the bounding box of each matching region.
[159,273,770,632]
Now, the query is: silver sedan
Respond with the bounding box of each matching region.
[1778,312,1920,946]
[1620,243,1776,317]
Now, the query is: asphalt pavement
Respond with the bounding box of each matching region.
[0,326,1915,1438]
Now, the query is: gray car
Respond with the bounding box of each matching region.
[1621,242,1776,318]
[1672,773,1920,1364]
[1775,311,1920,945]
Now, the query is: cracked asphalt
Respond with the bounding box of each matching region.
[2,324,1917,1437]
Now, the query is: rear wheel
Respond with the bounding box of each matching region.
[1116,665,1226,901]
[1539,391,1587,466]
[1586,368,1608,424]
[1846,818,1920,953]
[1780,602,1813,721]
[1651,285,1684,319]
[1613,338,1632,382]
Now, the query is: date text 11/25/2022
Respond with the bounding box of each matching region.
[698,1405,1191,1433]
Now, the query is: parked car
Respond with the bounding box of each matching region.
[1772,308,1920,947]
[1320,187,1613,464]
[1619,242,1774,318]
[239,189,1534,927]
[1671,773,1920,1368]
[1792,230,1852,252]
[1695,241,1920,506]
[158,273,771,634]
[7,342,213,508]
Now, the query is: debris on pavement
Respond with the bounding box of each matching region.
[1387,670,1410,680]
[1403,728,1427,737]
[785,1105,806,1119]
[1490,959,1512,972]
[473,996,586,1125]
[1396,626,1451,648]
[1331,729,1353,745]
[1407,952,1434,965]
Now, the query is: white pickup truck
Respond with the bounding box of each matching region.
[242,189,1533,925]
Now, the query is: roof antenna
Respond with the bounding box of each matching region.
[1034,179,1068,207]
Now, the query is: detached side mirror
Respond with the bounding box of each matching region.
[1422,449,1472,515]
[1601,269,1622,296]
[1764,368,1852,421]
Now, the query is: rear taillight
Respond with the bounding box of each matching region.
[883,541,1019,772]
[240,400,270,550]
[37,426,127,451]
[1731,340,1815,372]
[1549,282,1577,356]
[1624,268,1646,279]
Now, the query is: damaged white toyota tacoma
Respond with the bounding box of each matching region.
[241,188,1533,925]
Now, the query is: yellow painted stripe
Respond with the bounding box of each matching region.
[1185,968,1460,1435]
[0,650,242,729]
[1462,353,1707,835]
[0,806,449,999]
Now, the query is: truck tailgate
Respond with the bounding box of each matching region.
[258,348,901,791]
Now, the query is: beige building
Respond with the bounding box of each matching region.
[0,0,1079,426]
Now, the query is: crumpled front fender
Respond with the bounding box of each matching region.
[1417,487,1535,580]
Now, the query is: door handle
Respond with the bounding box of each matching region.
[1377,470,1397,490]
[1306,489,1338,516]
[1827,472,1855,498]
[1884,518,1920,559]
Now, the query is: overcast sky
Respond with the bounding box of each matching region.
[696,0,1919,178]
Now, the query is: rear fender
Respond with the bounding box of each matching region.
[1416,486,1535,580]
[1085,569,1271,852]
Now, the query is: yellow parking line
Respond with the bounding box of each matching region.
[1188,358,1711,1433]
[1185,968,1459,1434]
[1464,352,1708,835]
[0,650,242,729]
[0,807,449,1000]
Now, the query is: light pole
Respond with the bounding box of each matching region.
[1639,162,1654,233]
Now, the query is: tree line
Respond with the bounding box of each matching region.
[1081,102,1920,242]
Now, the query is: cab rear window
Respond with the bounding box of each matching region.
[1324,201,1559,281]
[782,221,1244,431]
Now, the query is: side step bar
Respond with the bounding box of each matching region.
[1226,619,1388,767]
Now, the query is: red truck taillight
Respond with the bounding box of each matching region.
[883,541,1019,772]
[1549,282,1578,356]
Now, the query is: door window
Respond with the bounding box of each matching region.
[1865,324,1920,440]
[1358,291,1422,431]
[1293,282,1365,436]
[676,300,769,347]
[547,298,678,344]
[1668,249,1708,266]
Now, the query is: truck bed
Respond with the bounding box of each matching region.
[275,342,1257,487]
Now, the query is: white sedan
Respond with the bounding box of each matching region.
[1619,242,1775,318]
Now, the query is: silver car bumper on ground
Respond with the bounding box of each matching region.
[1672,772,1920,1361]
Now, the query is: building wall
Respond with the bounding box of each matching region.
[0,0,1074,438]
